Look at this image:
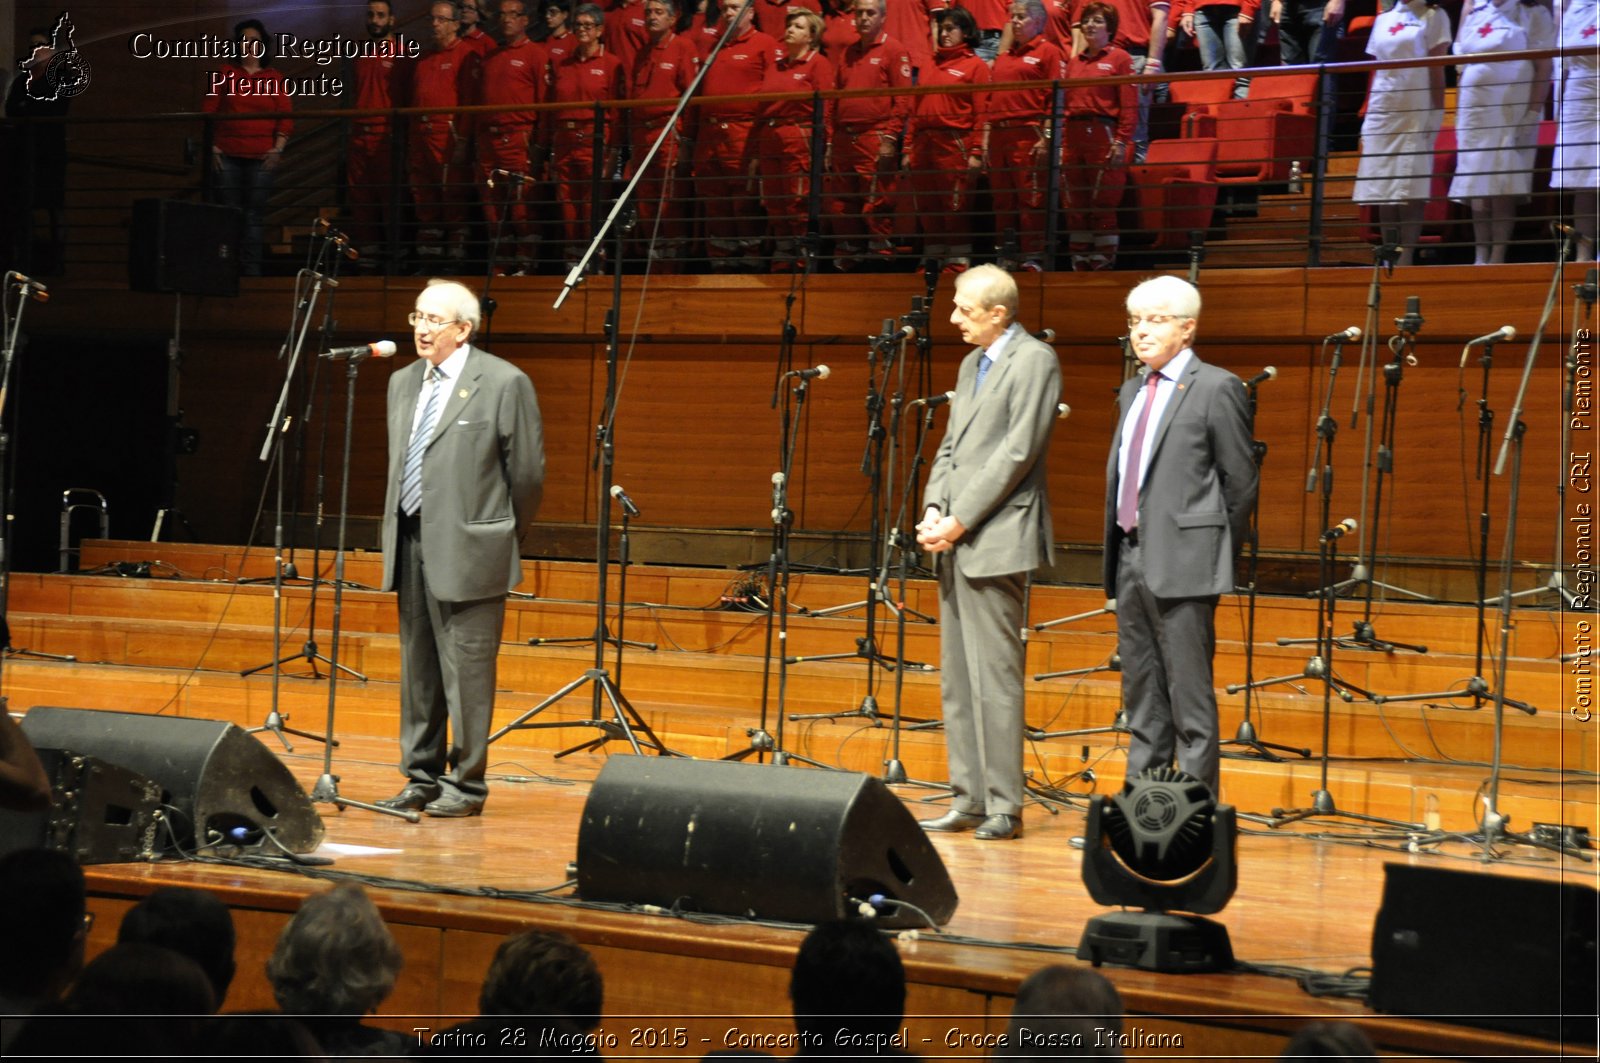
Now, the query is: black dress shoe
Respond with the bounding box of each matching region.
[375,787,437,812]
[975,813,1022,840]
[919,809,987,833]
[424,794,484,818]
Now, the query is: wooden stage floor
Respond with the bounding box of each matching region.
[68,732,1597,1060]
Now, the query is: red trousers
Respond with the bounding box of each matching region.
[630,121,686,258]
[475,126,536,246]
[552,123,602,260]
[827,126,899,249]
[756,120,816,247]
[693,118,760,262]
[1062,116,1128,241]
[989,123,1048,258]
[908,128,978,234]
[407,120,466,243]
[347,130,395,252]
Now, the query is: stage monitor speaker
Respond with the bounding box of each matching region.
[128,198,242,297]
[0,748,162,863]
[19,707,324,854]
[1369,862,1598,1042]
[575,756,958,928]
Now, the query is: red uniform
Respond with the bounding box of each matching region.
[908,43,988,266]
[604,2,651,73]
[630,32,700,266]
[751,0,822,38]
[955,0,1008,31]
[477,38,546,270]
[408,38,481,259]
[828,32,914,260]
[461,26,499,61]
[346,38,414,259]
[1063,45,1137,266]
[820,11,859,56]
[986,34,1065,262]
[543,29,576,63]
[693,24,780,267]
[1043,0,1075,47]
[203,65,293,158]
[546,46,627,264]
[756,49,834,268]
[884,0,947,73]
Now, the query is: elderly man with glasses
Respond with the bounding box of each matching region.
[1102,276,1256,797]
[377,279,544,818]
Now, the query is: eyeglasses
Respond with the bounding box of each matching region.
[1127,313,1187,329]
[409,311,458,329]
[574,19,601,29]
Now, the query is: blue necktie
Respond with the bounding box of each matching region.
[400,367,443,516]
[975,353,993,392]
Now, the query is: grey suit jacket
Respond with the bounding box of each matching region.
[380,345,545,602]
[1102,353,1257,600]
[923,328,1062,580]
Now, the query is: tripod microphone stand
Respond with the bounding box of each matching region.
[1368,327,1535,714]
[1221,369,1311,761]
[307,344,417,823]
[1269,517,1422,833]
[1240,332,1377,703]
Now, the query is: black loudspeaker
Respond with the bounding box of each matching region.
[1370,863,1598,1042]
[128,198,242,297]
[0,748,163,863]
[576,757,958,928]
[20,707,324,854]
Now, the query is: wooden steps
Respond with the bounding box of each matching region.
[10,542,1592,837]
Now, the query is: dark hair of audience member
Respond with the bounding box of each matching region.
[267,883,403,1016]
[1004,964,1125,1058]
[479,928,604,1030]
[0,848,87,1005]
[117,885,237,1009]
[1281,1020,1378,1059]
[788,919,906,1047]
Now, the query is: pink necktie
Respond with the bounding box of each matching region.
[1117,371,1162,533]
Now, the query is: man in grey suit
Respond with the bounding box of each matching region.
[1105,275,1256,797]
[376,278,545,818]
[915,265,1062,842]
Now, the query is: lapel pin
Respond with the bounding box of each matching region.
[458,388,470,399]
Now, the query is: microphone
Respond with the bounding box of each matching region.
[1244,366,1277,389]
[1553,222,1580,240]
[1321,517,1358,541]
[1324,326,1360,342]
[910,391,955,409]
[322,340,397,360]
[771,471,785,524]
[1578,267,1598,312]
[5,272,48,302]
[785,365,830,381]
[313,217,360,260]
[609,483,641,518]
[1459,325,1516,367]
[1032,328,1056,342]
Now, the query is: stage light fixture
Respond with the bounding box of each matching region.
[1077,767,1237,973]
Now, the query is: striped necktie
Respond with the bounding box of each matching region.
[400,367,443,516]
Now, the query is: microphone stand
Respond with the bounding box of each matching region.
[0,275,51,711]
[1268,519,1422,834]
[1241,333,1376,704]
[1219,378,1311,761]
[307,345,416,823]
[724,373,831,769]
[1492,265,1594,609]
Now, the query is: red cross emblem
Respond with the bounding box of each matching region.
[1477,20,1499,36]
[1389,21,1408,34]
[1584,24,1598,37]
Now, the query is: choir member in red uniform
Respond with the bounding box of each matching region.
[541,0,578,60]
[203,19,293,276]
[346,0,412,272]
[821,0,863,52]
[410,2,482,267]
[955,0,1008,57]
[984,0,1064,272]
[908,6,988,273]
[1062,3,1135,270]
[828,0,914,269]
[545,3,627,271]
[1042,0,1075,45]
[629,0,700,269]
[885,0,947,73]
[753,0,823,37]
[459,0,502,59]
[694,0,780,270]
[757,8,833,271]
[606,0,653,71]
[478,0,544,274]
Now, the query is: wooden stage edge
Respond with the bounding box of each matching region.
[66,735,1596,1062]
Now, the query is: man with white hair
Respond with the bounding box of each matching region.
[377,279,544,818]
[916,264,1061,841]
[1103,275,1255,796]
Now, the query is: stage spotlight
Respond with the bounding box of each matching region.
[1077,767,1237,973]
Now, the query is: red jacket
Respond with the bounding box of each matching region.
[759,48,834,127]
[412,37,482,129]
[1065,45,1137,141]
[914,44,990,131]
[697,25,780,120]
[752,0,822,38]
[479,37,546,132]
[604,2,651,73]
[546,45,627,136]
[833,32,914,131]
[203,64,293,158]
[349,37,413,136]
[955,0,1009,32]
[987,34,1066,124]
[631,32,700,124]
